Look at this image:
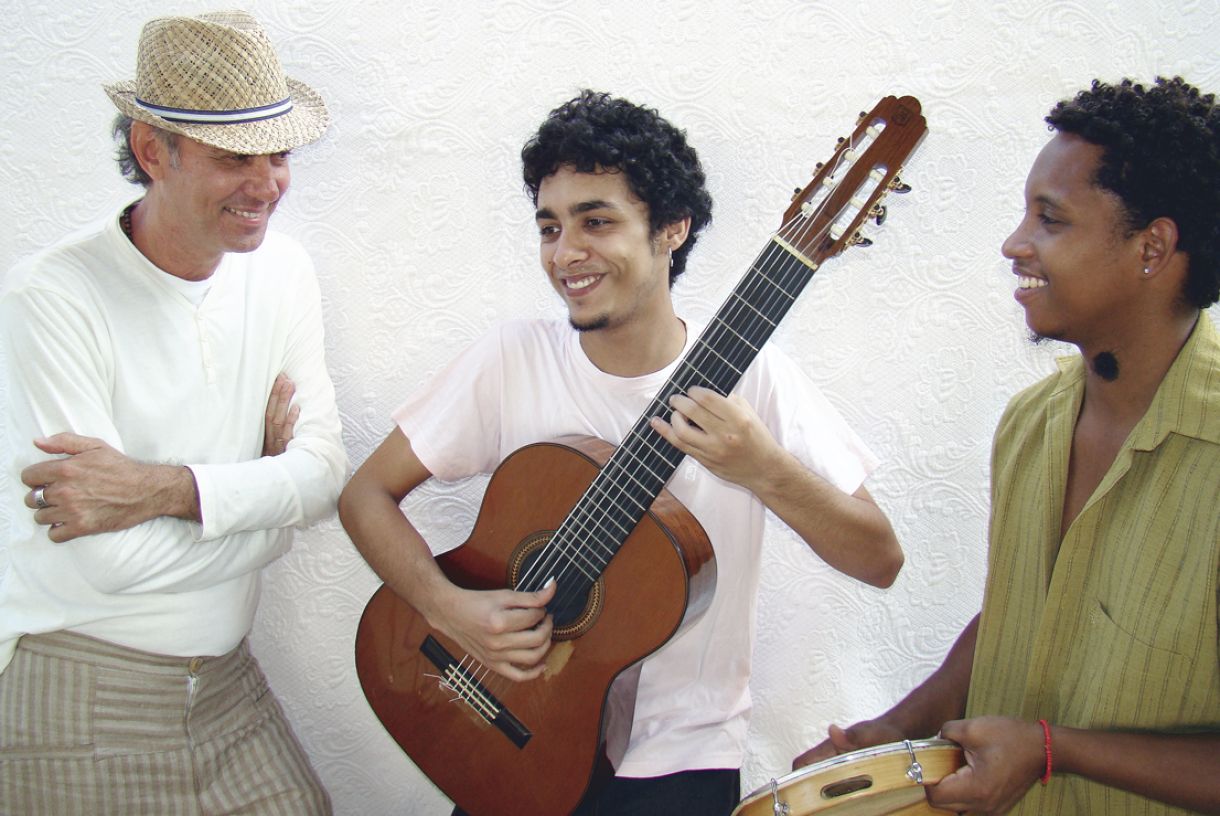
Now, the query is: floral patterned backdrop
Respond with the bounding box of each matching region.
[2,0,1217,812]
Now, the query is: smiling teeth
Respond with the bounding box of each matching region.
[1018,275,1047,289]
[227,208,260,218]
[566,276,598,290]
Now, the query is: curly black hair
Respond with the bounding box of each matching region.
[1046,76,1220,309]
[521,90,713,285]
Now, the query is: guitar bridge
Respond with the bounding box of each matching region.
[420,635,533,749]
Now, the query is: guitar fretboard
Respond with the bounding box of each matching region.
[522,238,820,592]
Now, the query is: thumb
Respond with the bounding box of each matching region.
[829,723,859,752]
[534,576,558,604]
[34,432,101,455]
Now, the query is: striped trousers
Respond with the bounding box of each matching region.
[0,631,331,816]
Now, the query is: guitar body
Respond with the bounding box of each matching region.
[355,436,717,816]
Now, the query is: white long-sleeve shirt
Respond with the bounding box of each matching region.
[0,204,347,670]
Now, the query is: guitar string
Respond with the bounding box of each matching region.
[529,134,872,610]
[432,236,822,707]
[542,148,894,611]
[520,155,859,616]
[517,138,876,624]
[448,121,891,706]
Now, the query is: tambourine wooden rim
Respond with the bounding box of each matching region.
[733,738,963,816]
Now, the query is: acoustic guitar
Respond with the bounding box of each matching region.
[355,94,928,816]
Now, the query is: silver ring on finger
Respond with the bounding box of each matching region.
[33,486,49,509]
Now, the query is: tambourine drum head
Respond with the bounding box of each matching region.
[732,739,963,816]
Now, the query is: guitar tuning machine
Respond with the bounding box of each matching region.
[888,175,912,194]
[870,203,887,225]
[849,232,873,248]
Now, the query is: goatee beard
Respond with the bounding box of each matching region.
[1028,331,1053,346]
[570,315,610,333]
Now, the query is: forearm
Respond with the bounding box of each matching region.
[1054,728,1220,813]
[338,475,453,624]
[138,461,201,523]
[189,276,348,539]
[67,520,290,594]
[190,440,345,539]
[881,614,978,738]
[749,450,901,587]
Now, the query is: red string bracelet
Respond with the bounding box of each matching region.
[1038,719,1053,784]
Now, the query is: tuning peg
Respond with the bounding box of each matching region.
[791,187,803,201]
[849,232,873,248]
[836,136,846,145]
[888,175,912,194]
[870,204,887,225]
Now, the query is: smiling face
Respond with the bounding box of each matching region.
[136,123,291,278]
[1002,133,1145,348]
[535,166,681,335]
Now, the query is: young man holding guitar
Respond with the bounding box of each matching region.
[340,90,904,815]
[795,77,1220,815]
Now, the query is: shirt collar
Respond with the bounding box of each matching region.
[1046,315,1219,450]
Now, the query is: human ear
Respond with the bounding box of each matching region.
[1140,217,1180,277]
[663,216,692,251]
[129,121,171,182]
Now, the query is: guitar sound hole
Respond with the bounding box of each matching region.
[821,775,873,799]
[509,533,604,640]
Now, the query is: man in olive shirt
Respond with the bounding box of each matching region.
[796,77,1220,814]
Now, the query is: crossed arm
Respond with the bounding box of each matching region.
[21,374,299,542]
[3,276,345,594]
[794,615,1220,814]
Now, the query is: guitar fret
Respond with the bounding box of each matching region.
[727,291,778,327]
[709,315,758,353]
[545,536,602,579]
[549,538,612,577]
[585,475,648,524]
[615,444,672,488]
[695,343,742,378]
[631,428,685,472]
[747,261,800,301]
[562,506,624,554]
[675,356,722,393]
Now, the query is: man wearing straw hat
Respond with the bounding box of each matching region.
[0,11,344,814]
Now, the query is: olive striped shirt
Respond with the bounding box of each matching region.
[968,314,1220,814]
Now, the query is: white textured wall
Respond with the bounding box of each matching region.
[2,1,1218,813]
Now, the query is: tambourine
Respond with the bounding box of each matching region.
[733,738,963,815]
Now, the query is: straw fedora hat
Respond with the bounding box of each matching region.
[104,10,329,155]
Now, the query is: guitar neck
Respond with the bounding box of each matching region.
[521,94,926,593]
[524,240,817,591]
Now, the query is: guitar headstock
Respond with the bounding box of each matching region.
[778,95,927,268]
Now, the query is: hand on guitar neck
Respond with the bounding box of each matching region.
[650,387,785,490]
